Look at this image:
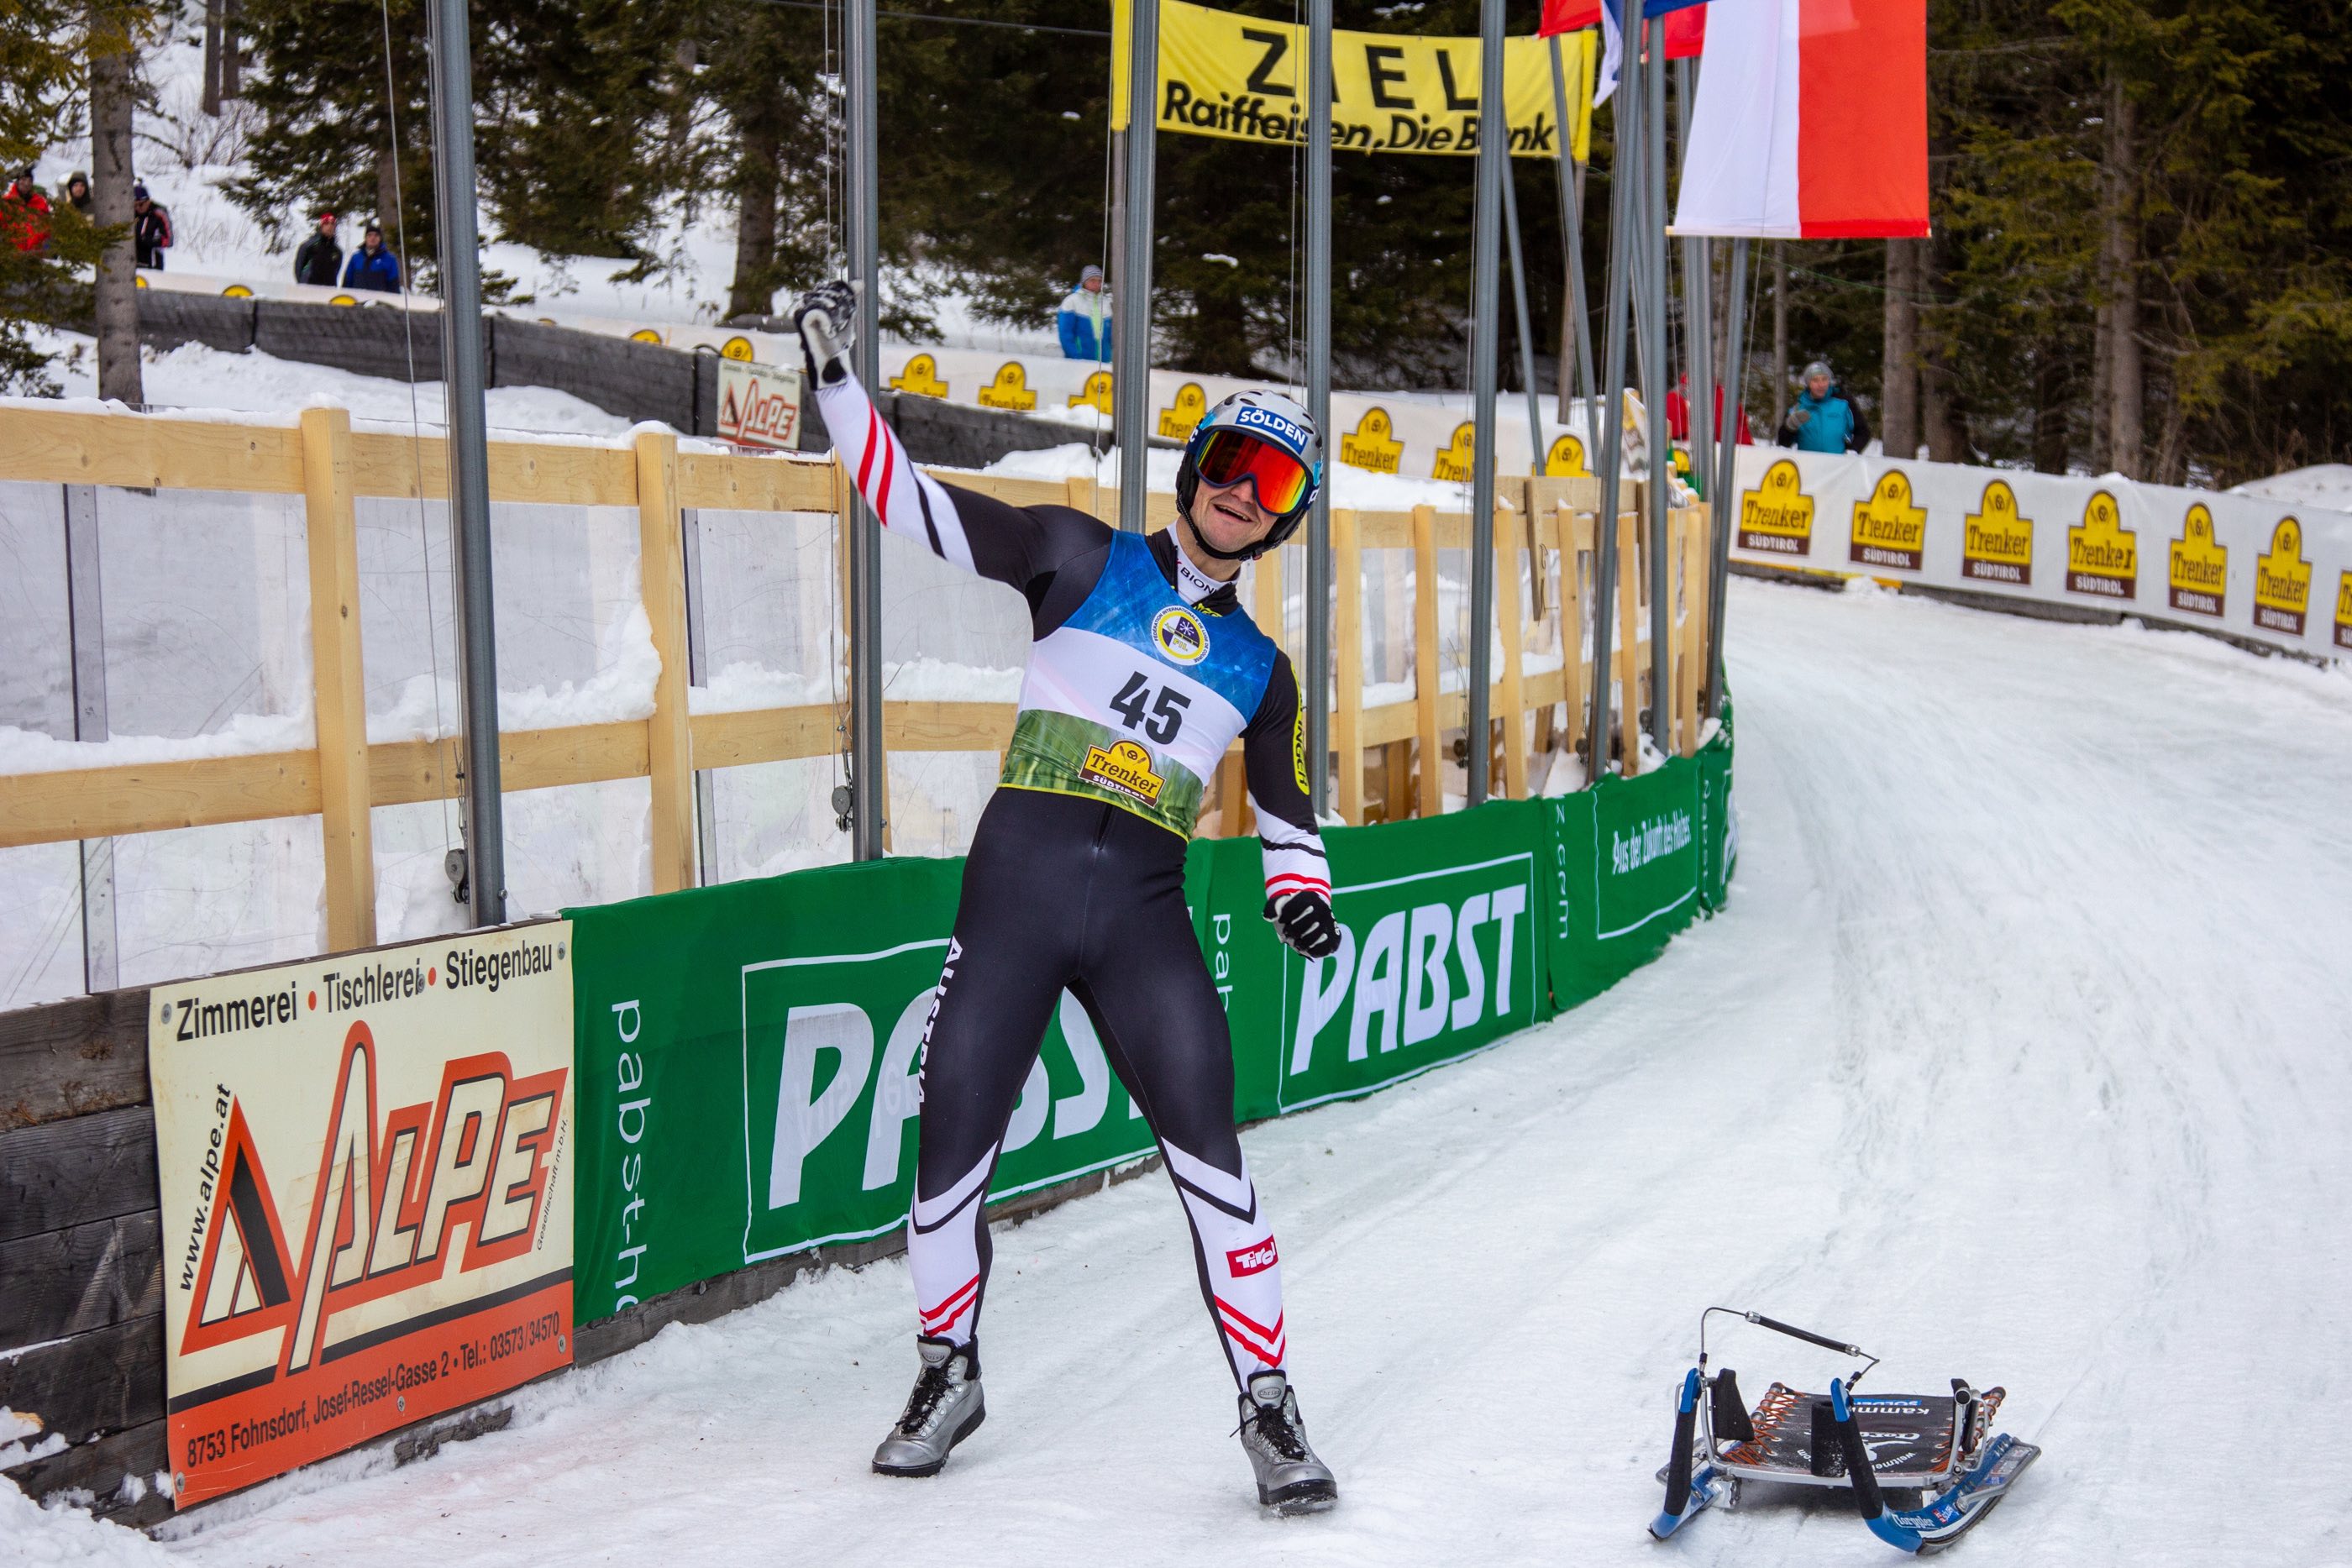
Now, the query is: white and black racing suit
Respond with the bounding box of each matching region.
[819,366,1327,1387]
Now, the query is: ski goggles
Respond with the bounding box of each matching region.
[1194,428,1314,517]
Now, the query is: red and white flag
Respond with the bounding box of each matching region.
[1672,0,1926,239]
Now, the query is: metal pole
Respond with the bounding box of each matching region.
[428,0,504,925]
[1585,22,1639,784]
[1115,0,1159,534]
[1501,170,1548,476]
[62,484,118,993]
[843,0,886,860]
[1677,58,1714,505]
[1548,35,1598,463]
[1464,0,1506,807]
[1705,237,1748,717]
[1304,0,1333,813]
[1643,16,1672,756]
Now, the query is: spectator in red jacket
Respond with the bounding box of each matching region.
[3,170,52,252]
[1665,375,1754,444]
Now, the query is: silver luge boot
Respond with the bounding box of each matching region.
[1237,1370,1338,1514]
[872,1336,985,1477]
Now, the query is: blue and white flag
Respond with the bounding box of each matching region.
[1598,0,1712,107]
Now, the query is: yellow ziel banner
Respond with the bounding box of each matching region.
[1114,0,1593,162]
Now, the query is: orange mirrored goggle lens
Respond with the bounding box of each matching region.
[1194,429,1312,516]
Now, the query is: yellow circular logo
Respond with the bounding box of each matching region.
[722,336,754,362]
[329,293,358,307]
[630,328,665,344]
[1152,606,1210,666]
[222,284,254,298]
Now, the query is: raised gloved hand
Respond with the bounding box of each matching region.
[1265,889,1341,960]
[790,279,859,385]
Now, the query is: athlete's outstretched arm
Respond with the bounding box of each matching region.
[1242,655,1331,906]
[794,282,1107,597]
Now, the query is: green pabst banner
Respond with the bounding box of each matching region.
[569,722,1733,1326]
[570,857,1163,1324]
[1200,804,1551,1123]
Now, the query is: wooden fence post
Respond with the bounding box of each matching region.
[1616,511,1643,778]
[299,406,375,952]
[635,429,696,894]
[1412,503,1441,816]
[1684,503,1710,754]
[1332,508,1363,825]
[1496,503,1527,798]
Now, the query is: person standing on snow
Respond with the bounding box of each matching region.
[1776,360,1870,454]
[64,172,91,213]
[131,183,172,269]
[3,171,51,252]
[293,211,343,286]
[1055,264,1114,362]
[340,223,402,292]
[788,279,1342,1515]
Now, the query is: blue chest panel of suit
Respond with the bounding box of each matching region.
[1004,532,1280,836]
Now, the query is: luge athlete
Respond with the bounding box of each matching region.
[790,282,1344,1513]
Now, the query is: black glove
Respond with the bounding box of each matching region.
[790,279,858,385]
[1265,889,1341,960]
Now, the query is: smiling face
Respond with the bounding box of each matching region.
[1186,475,1278,560]
[1806,372,1831,400]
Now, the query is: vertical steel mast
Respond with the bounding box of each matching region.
[1643,15,1673,756]
[1464,0,1507,806]
[845,0,886,858]
[1585,9,1642,783]
[428,0,504,924]
[1115,0,1160,534]
[1304,0,1335,811]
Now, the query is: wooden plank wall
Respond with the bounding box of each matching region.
[0,993,170,1526]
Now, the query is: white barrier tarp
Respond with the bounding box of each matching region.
[1728,447,2352,662]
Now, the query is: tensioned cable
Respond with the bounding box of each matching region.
[381,0,457,857]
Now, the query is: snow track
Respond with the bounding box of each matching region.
[13,579,2352,1565]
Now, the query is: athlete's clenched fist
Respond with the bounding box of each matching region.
[790,279,859,385]
[1265,889,1341,960]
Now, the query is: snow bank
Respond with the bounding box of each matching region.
[2231,462,2352,511]
[26,333,633,438]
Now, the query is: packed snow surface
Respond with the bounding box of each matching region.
[2231,461,2352,511]
[10,579,2352,1565]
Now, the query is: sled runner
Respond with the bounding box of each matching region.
[1646,1308,2040,1554]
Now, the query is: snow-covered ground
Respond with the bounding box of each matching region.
[27,25,1065,353]
[10,576,2349,1564]
[2231,461,2352,512]
[28,330,634,433]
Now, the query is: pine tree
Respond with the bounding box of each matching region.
[228,0,438,268]
[0,2,134,394]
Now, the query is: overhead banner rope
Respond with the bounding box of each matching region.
[1113,0,1593,162]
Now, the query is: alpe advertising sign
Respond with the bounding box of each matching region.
[149,926,575,1506]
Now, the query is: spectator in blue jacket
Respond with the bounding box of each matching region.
[1776,360,1870,454]
[341,223,402,292]
[1055,265,1113,362]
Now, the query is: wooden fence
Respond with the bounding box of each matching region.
[0,404,1712,959]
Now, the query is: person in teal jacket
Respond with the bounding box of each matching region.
[1776,360,1871,454]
